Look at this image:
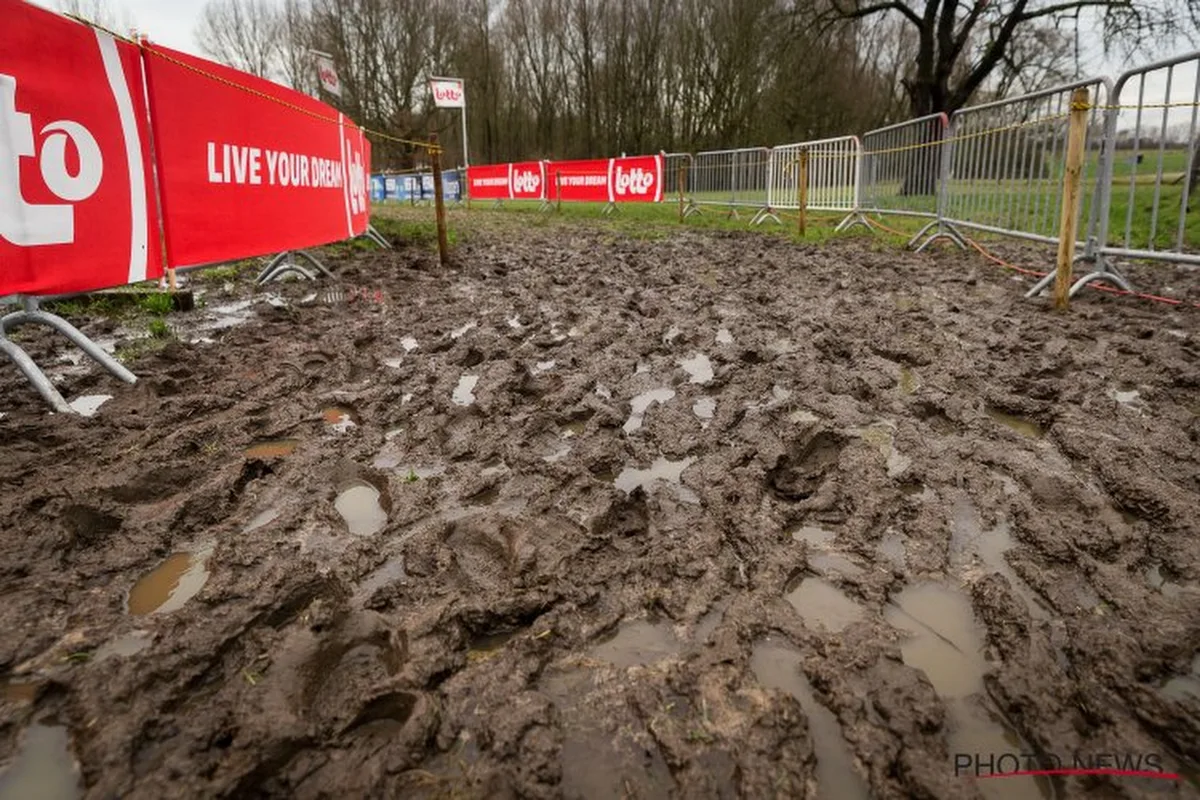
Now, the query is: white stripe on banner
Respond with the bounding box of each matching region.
[339,113,352,237]
[95,31,148,283]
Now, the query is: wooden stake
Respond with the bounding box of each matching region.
[167,267,177,292]
[797,149,809,237]
[678,163,685,222]
[1054,87,1090,309]
[430,134,450,267]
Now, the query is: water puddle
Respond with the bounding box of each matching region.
[885,582,987,698]
[244,438,299,459]
[679,353,714,384]
[692,397,716,424]
[335,480,388,536]
[401,336,418,352]
[635,361,651,375]
[354,555,406,602]
[243,507,281,533]
[614,457,698,504]
[751,639,869,800]
[543,442,572,463]
[452,375,479,406]
[128,544,214,615]
[590,619,680,667]
[899,367,919,395]
[94,631,153,662]
[67,395,111,417]
[792,525,836,547]
[877,529,907,569]
[533,360,556,374]
[561,420,587,438]
[383,356,403,368]
[1161,655,1200,703]
[985,407,1044,438]
[855,422,910,478]
[450,321,476,339]
[785,577,864,633]
[663,325,681,344]
[885,581,1053,797]
[1110,387,1141,405]
[0,723,80,799]
[950,496,1050,620]
[1145,563,1195,598]
[716,327,734,345]
[808,552,864,578]
[507,315,522,330]
[322,406,358,432]
[623,388,675,434]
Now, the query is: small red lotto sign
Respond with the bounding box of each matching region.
[508,161,545,200]
[0,0,162,296]
[430,78,464,109]
[608,154,662,203]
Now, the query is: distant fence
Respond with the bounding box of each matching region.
[371,170,462,203]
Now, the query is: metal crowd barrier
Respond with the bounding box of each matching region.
[767,136,862,229]
[858,114,948,227]
[1082,52,1200,295]
[912,78,1112,258]
[688,147,771,217]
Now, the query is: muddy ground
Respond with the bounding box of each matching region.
[1,212,1199,799]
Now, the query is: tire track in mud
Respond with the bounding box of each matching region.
[0,220,1198,798]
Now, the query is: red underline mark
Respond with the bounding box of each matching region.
[975,769,1181,780]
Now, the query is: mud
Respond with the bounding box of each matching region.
[1,216,1199,798]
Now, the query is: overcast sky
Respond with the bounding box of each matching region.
[37,0,1200,127]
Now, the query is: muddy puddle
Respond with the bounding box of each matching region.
[715,327,733,345]
[2,680,41,705]
[0,723,80,799]
[692,397,716,424]
[66,395,111,417]
[244,438,299,459]
[623,388,675,434]
[985,407,1044,438]
[886,582,1052,799]
[751,639,869,799]
[452,375,479,406]
[786,577,865,632]
[950,494,1050,619]
[93,631,154,662]
[589,618,680,667]
[679,353,714,384]
[614,456,697,503]
[334,480,388,535]
[128,544,214,615]
[243,507,281,533]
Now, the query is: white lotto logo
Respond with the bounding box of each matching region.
[347,142,366,215]
[614,166,655,197]
[512,168,541,195]
[0,75,104,247]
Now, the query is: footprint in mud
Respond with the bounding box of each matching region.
[589,618,681,667]
[0,722,81,799]
[767,430,845,501]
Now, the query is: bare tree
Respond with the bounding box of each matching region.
[56,0,135,35]
[196,0,285,80]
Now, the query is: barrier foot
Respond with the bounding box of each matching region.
[1069,268,1133,298]
[906,220,938,249]
[0,296,138,413]
[683,202,701,218]
[913,224,966,253]
[836,212,871,233]
[363,224,392,249]
[256,251,334,285]
[749,208,782,227]
[601,202,619,216]
[537,200,553,214]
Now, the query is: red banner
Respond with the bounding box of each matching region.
[607,155,663,203]
[0,1,163,296]
[509,161,545,200]
[546,159,610,203]
[143,44,368,269]
[467,164,509,200]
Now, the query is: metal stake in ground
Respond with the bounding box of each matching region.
[430,134,450,267]
[678,164,686,223]
[1054,87,1090,309]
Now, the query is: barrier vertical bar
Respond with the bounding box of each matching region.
[430,134,450,267]
[1054,88,1090,308]
[798,149,809,237]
